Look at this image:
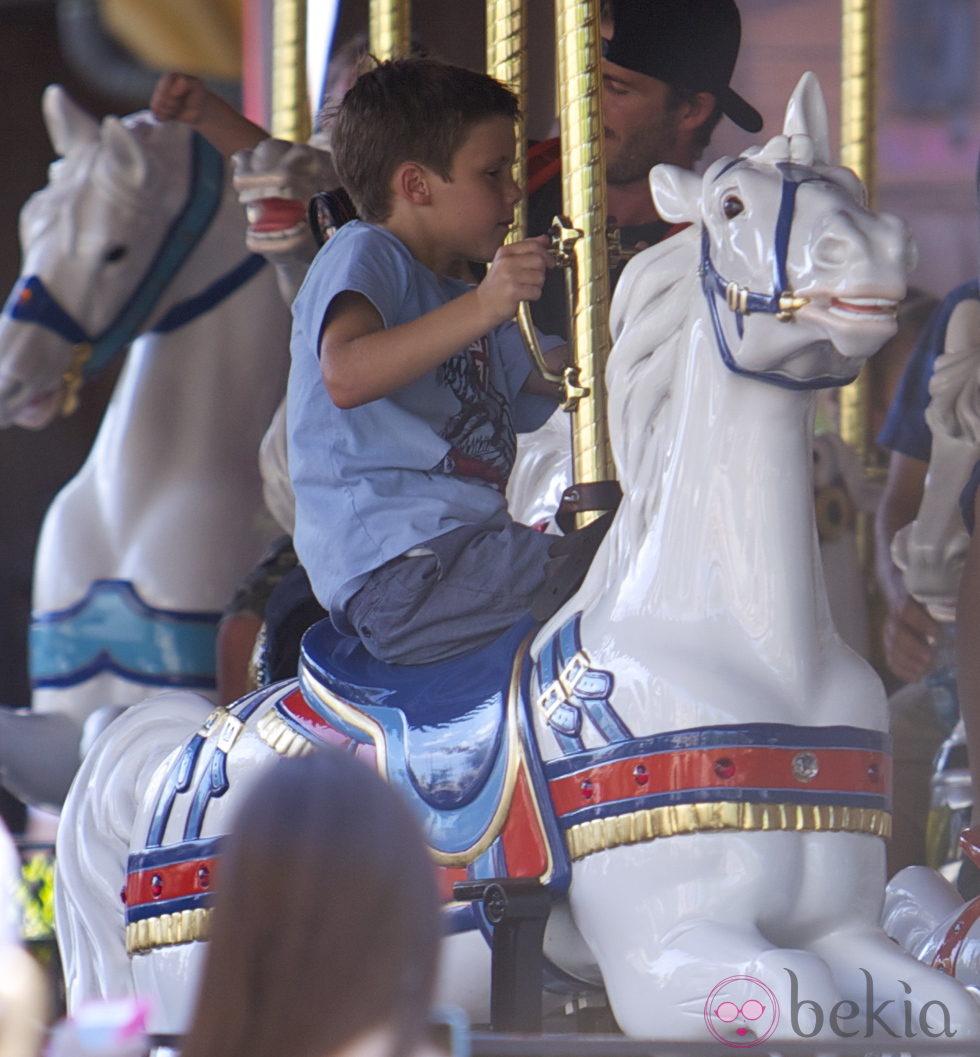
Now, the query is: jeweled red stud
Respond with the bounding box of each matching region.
[714,757,735,779]
[792,752,819,783]
[197,865,211,889]
[151,874,163,899]
[633,763,649,786]
[581,779,594,800]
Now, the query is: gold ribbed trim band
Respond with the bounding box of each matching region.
[256,709,314,758]
[126,907,211,955]
[565,802,891,861]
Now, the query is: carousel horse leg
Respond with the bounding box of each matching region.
[568,838,846,1043]
[55,692,213,1013]
[781,833,980,1040]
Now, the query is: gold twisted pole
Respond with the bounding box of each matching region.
[839,0,877,563]
[486,1,560,387]
[487,0,527,241]
[556,0,616,521]
[271,0,310,141]
[370,0,411,60]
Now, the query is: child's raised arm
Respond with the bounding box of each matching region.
[150,73,270,158]
[320,237,552,408]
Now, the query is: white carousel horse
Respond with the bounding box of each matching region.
[0,87,291,808]
[56,74,980,1045]
[883,829,980,991]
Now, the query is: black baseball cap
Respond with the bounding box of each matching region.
[603,0,763,133]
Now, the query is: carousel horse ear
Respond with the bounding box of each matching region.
[102,116,150,189]
[783,72,830,166]
[41,84,100,158]
[649,163,702,225]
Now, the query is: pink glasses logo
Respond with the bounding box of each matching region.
[704,976,780,1048]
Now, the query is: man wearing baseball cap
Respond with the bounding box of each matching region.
[528,0,762,337]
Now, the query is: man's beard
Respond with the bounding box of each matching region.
[605,117,679,186]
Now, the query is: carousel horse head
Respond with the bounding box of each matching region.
[611,72,913,419]
[0,85,224,428]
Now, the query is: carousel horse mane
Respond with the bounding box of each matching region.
[605,224,698,530]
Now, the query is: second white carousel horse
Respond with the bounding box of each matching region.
[882,282,980,990]
[55,74,980,1045]
[0,87,291,806]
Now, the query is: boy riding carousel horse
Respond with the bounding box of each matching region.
[287,57,576,666]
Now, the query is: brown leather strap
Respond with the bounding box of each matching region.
[556,481,622,534]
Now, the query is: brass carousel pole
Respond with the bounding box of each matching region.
[271,0,310,142]
[839,0,876,559]
[554,0,616,526]
[486,0,528,240]
[370,0,411,60]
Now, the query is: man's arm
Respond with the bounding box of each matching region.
[151,73,270,157]
[320,238,550,408]
[875,451,939,683]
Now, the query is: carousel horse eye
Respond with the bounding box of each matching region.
[103,245,127,263]
[722,195,744,220]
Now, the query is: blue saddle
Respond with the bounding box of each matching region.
[297,615,538,859]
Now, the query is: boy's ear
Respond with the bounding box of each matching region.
[392,161,432,206]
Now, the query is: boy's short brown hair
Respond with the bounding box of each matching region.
[332,58,519,223]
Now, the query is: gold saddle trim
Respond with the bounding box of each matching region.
[126,907,211,955]
[565,801,891,861]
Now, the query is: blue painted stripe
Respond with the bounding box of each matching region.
[125,892,212,926]
[544,724,890,779]
[184,746,230,841]
[30,579,220,689]
[145,734,206,847]
[127,836,223,873]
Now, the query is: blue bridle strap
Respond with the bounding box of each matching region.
[699,161,856,392]
[151,253,267,334]
[2,133,243,380]
[2,275,87,346]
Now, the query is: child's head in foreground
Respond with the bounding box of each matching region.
[180,748,441,1057]
[332,57,520,224]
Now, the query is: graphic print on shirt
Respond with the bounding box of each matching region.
[435,336,516,490]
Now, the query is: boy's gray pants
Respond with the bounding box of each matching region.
[345,513,552,666]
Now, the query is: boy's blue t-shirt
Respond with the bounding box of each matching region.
[288,220,559,625]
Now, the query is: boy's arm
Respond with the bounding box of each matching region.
[321,238,551,408]
[151,73,270,157]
